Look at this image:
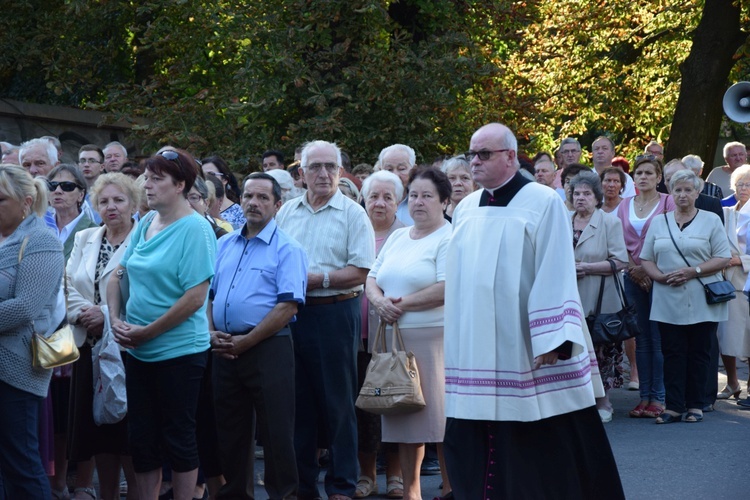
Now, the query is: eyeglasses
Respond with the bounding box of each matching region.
[78,158,101,165]
[736,182,750,190]
[306,162,338,173]
[48,181,82,192]
[187,194,204,203]
[206,171,225,179]
[463,149,510,161]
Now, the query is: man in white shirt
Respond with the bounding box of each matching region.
[706,141,748,196]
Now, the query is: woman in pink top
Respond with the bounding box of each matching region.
[616,155,675,419]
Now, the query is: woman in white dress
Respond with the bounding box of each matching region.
[718,165,750,401]
[367,167,452,500]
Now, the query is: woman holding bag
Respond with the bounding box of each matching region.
[66,173,140,500]
[0,165,63,498]
[366,167,452,500]
[569,171,628,423]
[640,169,731,424]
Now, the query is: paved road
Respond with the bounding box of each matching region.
[246,364,750,499]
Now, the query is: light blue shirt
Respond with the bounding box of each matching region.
[210,219,307,335]
[396,197,414,226]
[121,211,216,362]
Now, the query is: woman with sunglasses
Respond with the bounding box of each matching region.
[45,164,98,500]
[201,156,245,229]
[108,150,217,500]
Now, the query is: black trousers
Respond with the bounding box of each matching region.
[658,321,716,414]
[444,408,624,500]
[213,335,297,500]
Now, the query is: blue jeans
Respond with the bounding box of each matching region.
[0,380,50,499]
[624,274,665,404]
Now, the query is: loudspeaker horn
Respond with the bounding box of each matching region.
[723,82,750,123]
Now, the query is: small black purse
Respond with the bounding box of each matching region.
[585,260,640,345]
[663,213,735,305]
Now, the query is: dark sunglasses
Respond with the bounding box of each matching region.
[48,181,82,192]
[160,150,180,162]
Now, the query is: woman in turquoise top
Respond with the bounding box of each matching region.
[108,150,216,500]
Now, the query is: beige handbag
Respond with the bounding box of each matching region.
[17,236,80,369]
[355,321,426,415]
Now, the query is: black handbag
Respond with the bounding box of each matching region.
[663,213,735,305]
[585,259,640,345]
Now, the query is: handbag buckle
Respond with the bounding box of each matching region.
[374,388,381,396]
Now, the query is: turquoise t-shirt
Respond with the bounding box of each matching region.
[121,211,216,362]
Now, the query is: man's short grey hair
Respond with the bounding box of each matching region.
[360,170,404,201]
[300,140,342,169]
[592,136,615,151]
[104,141,128,157]
[669,168,704,193]
[560,137,581,150]
[19,138,58,165]
[644,141,662,153]
[378,144,416,167]
[723,141,746,158]
[567,170,603,207]
[681,155,704,174]
[0,141,17,151]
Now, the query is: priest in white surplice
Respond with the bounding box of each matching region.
[443,123,624,499]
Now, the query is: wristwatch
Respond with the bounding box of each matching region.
[695,266,702,276]
[322,272,330,289]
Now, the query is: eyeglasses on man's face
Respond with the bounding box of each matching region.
[306,162,338,174]
[463,149,510,161]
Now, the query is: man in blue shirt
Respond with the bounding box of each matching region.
[209,173,308,499]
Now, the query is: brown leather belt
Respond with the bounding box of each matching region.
[306,291,361,306]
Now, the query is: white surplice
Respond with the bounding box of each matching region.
[445,182,602,423]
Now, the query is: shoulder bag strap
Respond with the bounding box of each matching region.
[593,274,605,316]
[17,235,29,262]
[663,213,706,288]
[607,259,630,309]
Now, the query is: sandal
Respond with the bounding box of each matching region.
[684,411,703,423]
[73,487,97,500]
[386,475,404,499]
[629,401,648,418]
[642,404,664,418]
[655,412,681,424]
[354,475,378,498]
[51,488,71,500]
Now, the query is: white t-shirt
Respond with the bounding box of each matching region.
[369,222,451,328]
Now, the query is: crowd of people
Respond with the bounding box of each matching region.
[0,125,749,499]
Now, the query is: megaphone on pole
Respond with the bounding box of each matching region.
[723,82,750,123]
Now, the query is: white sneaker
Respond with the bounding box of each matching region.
[598,409,613,423]
[627,380,639,391]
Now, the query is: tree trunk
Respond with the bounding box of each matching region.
[666,0,747,167]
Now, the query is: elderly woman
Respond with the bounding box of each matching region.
[354,170,405,498]
[188,176,228,238]
[600,167,627,214]
[616,155,675,419]
[201,155,245,229]
[46,164,98,499]
[367,167,453,500]
[569,171,628,423]
[559,163,588,212]
[48,164,98,261]
[718,165,750,402]
[640,169,731,423]
[0,165,63,498]
[108,150,217,500]
[204,175,235,233]
[66,173,140,500]
[442,155,476,220]
[266,168,303,204]
[339,177,360,201]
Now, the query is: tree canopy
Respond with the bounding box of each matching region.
[1,0,748,170]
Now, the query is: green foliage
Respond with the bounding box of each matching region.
[0,0,747,170]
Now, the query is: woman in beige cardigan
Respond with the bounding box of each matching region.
[570,171,628,423]
[718,165,750,401]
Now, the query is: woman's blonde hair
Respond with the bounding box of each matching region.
[90,172,141,211]
[0,163,49,216]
